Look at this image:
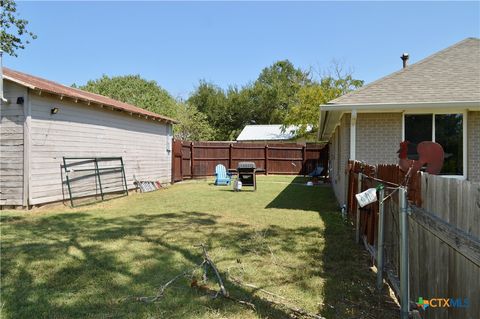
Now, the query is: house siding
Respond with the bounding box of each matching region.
[28,94,172,205]
[468,111,480,182]
[356,113,402,164]
[0,81,26,206]
[330,114,350,205]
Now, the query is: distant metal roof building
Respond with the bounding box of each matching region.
[236,125,299,141]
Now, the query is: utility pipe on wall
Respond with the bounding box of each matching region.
[0,50,8,104]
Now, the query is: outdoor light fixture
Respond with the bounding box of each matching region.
[51,107,59,115]
[16,97,24,105]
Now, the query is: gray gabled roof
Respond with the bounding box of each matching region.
[328,37,480,105]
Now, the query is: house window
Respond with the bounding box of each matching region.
[404,114,463,175]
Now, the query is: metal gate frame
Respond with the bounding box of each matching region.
[62,157,128,207]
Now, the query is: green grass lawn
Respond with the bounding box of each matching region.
[0,175,398,319]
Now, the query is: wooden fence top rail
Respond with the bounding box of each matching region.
[192,145,230,149]
[410,205,480,267]
[268,157,304,161]
[268,146,304,150]
[193,157,230,161]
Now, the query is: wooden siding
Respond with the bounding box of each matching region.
[0,81,26,206]
[29,94,172,205]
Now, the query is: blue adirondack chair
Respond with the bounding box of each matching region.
[309,165,324,178]
[214,164,231,185]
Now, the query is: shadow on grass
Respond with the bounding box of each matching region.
[265,176,334,211]
[265,177,399,318]
[0,180,398,319]
[1,211,315,318]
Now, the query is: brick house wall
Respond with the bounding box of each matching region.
[356,113,403,164]
[468,111,480,182]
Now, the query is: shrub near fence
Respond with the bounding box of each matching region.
[172,140,328,182]
[347,160,480,319]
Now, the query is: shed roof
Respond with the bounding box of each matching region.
[236,125,299,141]
[3,67,178,124]
[328,37,480,105]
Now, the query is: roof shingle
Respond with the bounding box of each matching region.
[328,38,480,105]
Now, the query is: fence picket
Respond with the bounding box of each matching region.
[347,161,480,319]
[172,140,328,178]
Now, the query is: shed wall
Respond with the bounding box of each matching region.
[0,81,26,206]
[29,94,172,205]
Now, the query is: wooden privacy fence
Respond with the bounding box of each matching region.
[347,160,480,319]
[172,140,328,182]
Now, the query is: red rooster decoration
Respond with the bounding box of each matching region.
[398,141,444,174]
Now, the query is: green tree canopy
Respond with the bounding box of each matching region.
[174,102,216,141]
[77,75,178,118]
[76,75,214,140]
[251,60,311,124]
[1,0,37,57]
[283,72,364,138]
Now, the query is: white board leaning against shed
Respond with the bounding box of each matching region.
[0,67,178,208]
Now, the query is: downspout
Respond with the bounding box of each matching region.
[0,50,9,103]
[320,111,329,140]
[350,110,357,160]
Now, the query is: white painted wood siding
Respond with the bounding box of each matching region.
[0,81,26,206]
[29,94,172,205]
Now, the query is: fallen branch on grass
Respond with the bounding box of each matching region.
[127,244,324,319]
[195,243,228,297]
[230,276,325,319]
[127,244,230,303]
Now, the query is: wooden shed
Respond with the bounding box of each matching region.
[1,67,177,207]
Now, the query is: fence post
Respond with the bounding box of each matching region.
[265,145,269,175]
[229,143,233,169]
[355,173,362,243]
[399,186,410,319]
[376,185,385,290]
[302,145,307,176]
[190,142,194,178]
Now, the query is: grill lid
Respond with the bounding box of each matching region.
[237,162,256,169]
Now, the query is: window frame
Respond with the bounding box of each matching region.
[401,110,467,179]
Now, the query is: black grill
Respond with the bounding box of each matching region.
[237,162,257,190]
[237,162,256,171]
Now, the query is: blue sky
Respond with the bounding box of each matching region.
[4,1,480,99]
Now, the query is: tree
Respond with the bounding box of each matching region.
[282,84,324,138]
[77,75,215,141]
[1,0,37,56]
[187,81,231,140]
[282,68,364,139]
[77,75,178,118]
[251,60,311,124]
[174,102,216,141]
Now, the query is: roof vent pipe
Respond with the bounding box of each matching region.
[401,53,409,69]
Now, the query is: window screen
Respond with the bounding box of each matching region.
[404,114,432,160]
[435,114,463,175]
[404,113,463,175]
